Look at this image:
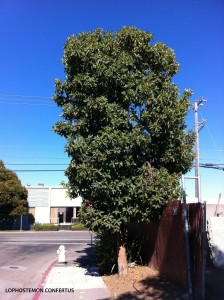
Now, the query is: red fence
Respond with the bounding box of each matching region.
[127,200,204,296]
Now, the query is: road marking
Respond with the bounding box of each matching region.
[0,239,91,242]
[1,265,27,271]
[0,242,89,245]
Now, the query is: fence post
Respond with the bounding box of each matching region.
[20,215,23,232]
[182,190,193,298]
[201,201,207,299]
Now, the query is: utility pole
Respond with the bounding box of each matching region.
[193,98,206,202]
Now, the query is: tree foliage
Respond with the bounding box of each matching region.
[0,160,28,216]
[53,27,194,233]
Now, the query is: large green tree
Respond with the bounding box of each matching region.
[0,160,28,216]
[53,27,194,276]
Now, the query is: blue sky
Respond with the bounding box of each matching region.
[0,0,223,201]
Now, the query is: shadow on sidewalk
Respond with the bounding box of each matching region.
[205,267,224,300]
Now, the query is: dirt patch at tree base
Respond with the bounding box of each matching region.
[103,265,187,299]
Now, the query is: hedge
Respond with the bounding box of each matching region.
[32,223,58,231]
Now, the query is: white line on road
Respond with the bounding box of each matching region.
[0,238,91,240]
[0,241,90,246]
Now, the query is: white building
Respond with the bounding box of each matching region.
[186,196,224,218]
[27,186,82,224]
[26,185,224,224]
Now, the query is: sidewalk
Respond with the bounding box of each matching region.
[38,247,110,300]
[39,264,110,300]
[206,267,224,300]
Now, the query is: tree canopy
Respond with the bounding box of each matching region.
[53,27,194,233]
[0,160,28,216]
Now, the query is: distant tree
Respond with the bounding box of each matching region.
[53,27,195,276]
[0,160,28,216]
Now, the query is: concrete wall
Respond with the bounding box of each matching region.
[50,187,82,207]
[186,196,224,218]
[35,207,50,223]
[27,186,82,208]
[27,186,82,224]
[27,187,49,207]
[207,217,224,268]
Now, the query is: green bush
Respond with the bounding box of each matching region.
[126,236,143,265]
[32,223,58,231]
[71,223,87,231]
[31,222,42,231]
[94,228,144,275]
[94,230,118,275]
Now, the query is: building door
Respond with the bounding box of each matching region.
[66,207,73,223]
[58,212,64,223]
[58,207,74,223]
[58,207,66,223]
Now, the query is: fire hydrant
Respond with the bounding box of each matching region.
[57,245,66,263]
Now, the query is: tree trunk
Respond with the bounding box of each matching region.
[117,224,128,277]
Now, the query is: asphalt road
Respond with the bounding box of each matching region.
[0,231,94,300]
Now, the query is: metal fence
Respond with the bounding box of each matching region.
[127,200,205,299]
[0,214,33,230]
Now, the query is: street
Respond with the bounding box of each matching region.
[0,231,94,300]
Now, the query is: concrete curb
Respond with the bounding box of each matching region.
[33,259,58,300]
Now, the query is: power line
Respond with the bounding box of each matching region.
[0,98,52,103]
[200,163,224,171]
[200,149,224,152]
[4,163,68,166]
[0,169,65,172]
[0,94,52,99]
[204,123,224,162]
[1,145,64,148]
[0,102,55,106]
[13,170,66,172]
[200,158,224,162]
[0,94,55,106]
[1,156,68,159]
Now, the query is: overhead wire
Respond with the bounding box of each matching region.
[0,155,68,159]
[0,93,52,98]
[4,163,68,166]
[0,93,55,106]
[11,170,66,172]
[199,111,224,162]
[1,94,223,172]
[0,101,55,106]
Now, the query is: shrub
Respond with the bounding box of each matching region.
[71,223,87,231]
[94,228,144,275]
[126,236,143,265]
[94,230,117,275]
[32,223,58,231]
